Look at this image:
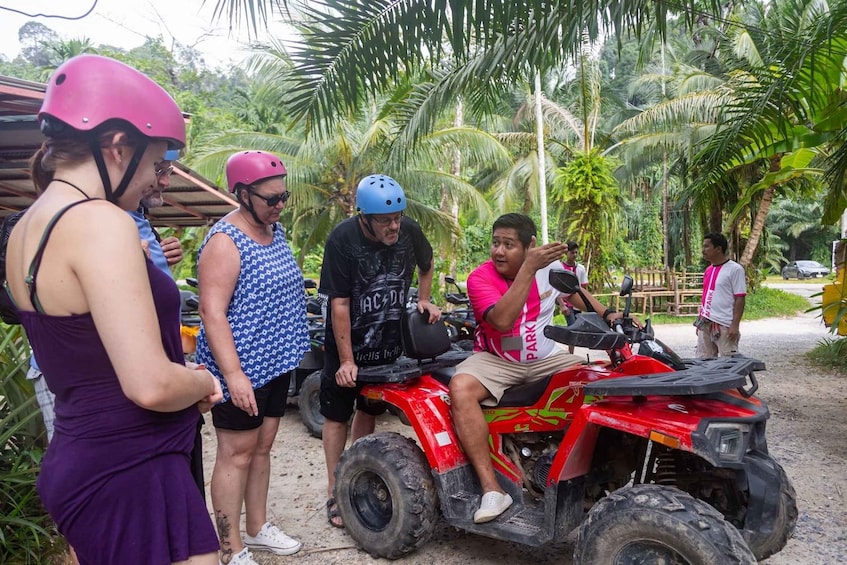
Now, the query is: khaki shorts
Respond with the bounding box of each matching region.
[454,350,581,406]
[695,321,739,358]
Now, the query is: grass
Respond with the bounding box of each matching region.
[632,286,811,326]
[806,337,847,375]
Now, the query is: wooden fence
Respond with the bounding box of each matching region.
[596,268,703,316]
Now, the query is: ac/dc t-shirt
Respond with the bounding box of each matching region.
[319,216,433,369]
[468,259,572,362]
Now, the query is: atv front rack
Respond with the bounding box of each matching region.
[356,349,472,384]
[584,354,765,397]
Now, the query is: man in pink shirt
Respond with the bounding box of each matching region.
[696,232,747,358]
[449,213,621,524]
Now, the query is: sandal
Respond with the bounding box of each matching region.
[326,497,343,528]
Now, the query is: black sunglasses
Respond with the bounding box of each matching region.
[250,189,291,207]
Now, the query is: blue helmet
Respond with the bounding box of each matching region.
[355,175,406,214]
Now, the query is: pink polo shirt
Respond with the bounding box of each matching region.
[468,260,569,362]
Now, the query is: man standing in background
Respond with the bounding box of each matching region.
[559,241,589,354]
[695,232,746,358]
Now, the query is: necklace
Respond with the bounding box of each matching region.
[52,178,92,199]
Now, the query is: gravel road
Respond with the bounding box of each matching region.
[202,284,846,564]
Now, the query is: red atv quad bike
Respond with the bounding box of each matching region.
[335,271,797,564]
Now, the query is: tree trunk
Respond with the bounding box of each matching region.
[441,100,463,278]
[739,184,776,267]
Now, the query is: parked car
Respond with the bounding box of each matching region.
[781,260,830,279]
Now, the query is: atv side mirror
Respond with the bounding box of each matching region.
[620,275,633,296]
[304,279,317,290]
[445,275,456,285]
[549,269,581,295]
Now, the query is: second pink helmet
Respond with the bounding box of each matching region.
[39,54,185,149]
[225,151,287,193]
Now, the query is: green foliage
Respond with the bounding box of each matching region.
[552,149,622,290]
[0,325,57,562]
[806,337,847,375]
[619,197,664,268]
[455,223,491,275]
[301,253,324,277]
[744,286,810,319]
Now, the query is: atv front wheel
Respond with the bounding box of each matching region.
[575,484,756,565]
[334,432,438,559]
[741,454,798,560]
[297,371,324,438]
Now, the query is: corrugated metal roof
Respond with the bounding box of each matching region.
[0,74,234,227]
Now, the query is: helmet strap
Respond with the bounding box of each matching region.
[112,142,147,203]
[358,214,378,239]
[240,188,265,226]
[89,137,148,204]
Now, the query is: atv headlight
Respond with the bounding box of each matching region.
[705,422,750,463]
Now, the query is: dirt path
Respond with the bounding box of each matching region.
[201,307,847,564]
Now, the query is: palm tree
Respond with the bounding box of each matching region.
[694,0,847,267]
[206,0,719,135]
[189,90,501,264]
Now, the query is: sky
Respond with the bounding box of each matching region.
[0,0,286,69]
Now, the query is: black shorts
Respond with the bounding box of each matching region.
[211,373,291,431]
[319,368,387,423]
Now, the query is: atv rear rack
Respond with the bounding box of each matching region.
[357,349,472,383]
[584,354,765,397]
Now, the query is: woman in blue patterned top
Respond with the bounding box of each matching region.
[196,151,309,565]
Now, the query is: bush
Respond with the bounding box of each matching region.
[806,337,847,375]
[0,325,60,562]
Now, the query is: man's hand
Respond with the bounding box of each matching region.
[336,360,358,387]
[224,370,258,416]
[728,324,741,341]
[417,299,441,323]
[523,240,569,273]
[161,236,183,265]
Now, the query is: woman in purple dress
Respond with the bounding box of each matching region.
[5,55,222,565]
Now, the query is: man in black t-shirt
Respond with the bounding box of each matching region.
[318,174,441,528]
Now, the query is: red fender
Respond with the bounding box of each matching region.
[359,376,468,472]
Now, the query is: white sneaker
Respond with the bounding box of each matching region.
[473,491,513,523]
[219,547,259,565]
[243,521,302,555]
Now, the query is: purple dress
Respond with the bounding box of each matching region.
[19,259,219,564]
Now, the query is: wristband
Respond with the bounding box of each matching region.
[602,308,617,322]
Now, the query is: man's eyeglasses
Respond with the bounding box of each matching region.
[369,212,404,227]
[251,190,291,207]
[155,162,174,179]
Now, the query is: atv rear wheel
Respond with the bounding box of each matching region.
[334,432,438,559]
[297,371,324,438]
[575,484,756,565]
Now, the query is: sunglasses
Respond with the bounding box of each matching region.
[155,162,174,178]
[251,189,291,207]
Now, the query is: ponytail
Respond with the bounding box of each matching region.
[29,143,53,192]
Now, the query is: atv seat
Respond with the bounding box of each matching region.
[429,367,554,407]
[358,308,470,384]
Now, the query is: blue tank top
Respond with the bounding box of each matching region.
[195,221,309,401]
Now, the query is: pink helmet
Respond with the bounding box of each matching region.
[225,151,287,193]
[39,54,185,149]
